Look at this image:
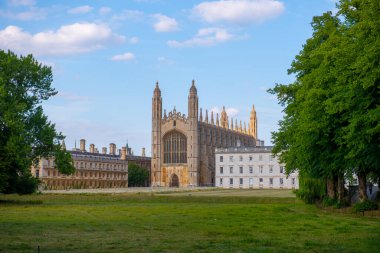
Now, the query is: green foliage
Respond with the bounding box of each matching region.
[296,176,326,204]
[352,200,379,213]
[0,50,74,194]
[269,0,380,203]
[54,147,75,175]
[128,163,149,187]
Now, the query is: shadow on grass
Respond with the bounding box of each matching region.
[0,199,43,206]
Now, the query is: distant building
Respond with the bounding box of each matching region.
[151,81,257,187]
[31,139,151,190]
[215,146,299,189]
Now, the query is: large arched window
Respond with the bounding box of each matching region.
[164,131,187,164]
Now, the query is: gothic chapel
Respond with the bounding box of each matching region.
[151,81,257,187]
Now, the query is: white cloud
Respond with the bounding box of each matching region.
[68,5,93,14]
[0,23,125,56]
[0,8,46,20]
[193,0,285,24]
[129,37,139,44]
[99,7,112,15]
[210,106,239,118]
[8,0,35,6]
[168,27,233,48]
[157,56,174,65]
[111,52,135,61]
[153,14,179,32]
[112,10,144,21]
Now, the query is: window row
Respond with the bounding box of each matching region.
[219,154,276,163]
[219,166,285,174]
[47,170,127,180]
[220,177,296,185]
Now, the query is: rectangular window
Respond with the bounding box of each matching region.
[229,156,233,162]
[249,156,253,161]
[280,166,284,174]
[230,167,233,174]
[239,167,243,174]
[230,178,233,185]
[270,178,273,185]
[269,165,273,173]
[259,178,263,183]
[220,178,223,186]
[220,156,223,162]
[292,178,295,185]
[239,178,243,185]
[280,178,284,185]
[259,165,263,173]
[249,167,253,173]
[249,178,253,186]
[220,167,223,174]
[239,155,243,162]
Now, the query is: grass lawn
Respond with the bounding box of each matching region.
[0,191,379,253]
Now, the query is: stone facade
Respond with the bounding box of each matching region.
[32,140,151,190]
[215,146,299,189]
[151,81,257,187]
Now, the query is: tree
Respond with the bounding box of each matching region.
[269,0,380,203]
[128,163,149,187]
[0,50,75,194]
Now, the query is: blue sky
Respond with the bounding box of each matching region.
[0,0,337,155]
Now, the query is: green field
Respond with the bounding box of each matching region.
[0,190,379,253]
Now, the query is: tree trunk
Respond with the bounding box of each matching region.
[358,172,368,202]
[337,174,345,203]
[327,177,336,199]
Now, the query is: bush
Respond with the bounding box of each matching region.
[352,200,379,213]
[322,197,337,207]
[296,176,326,204]
[15,173,40,195]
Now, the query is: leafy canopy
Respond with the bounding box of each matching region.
[0,50,75,194]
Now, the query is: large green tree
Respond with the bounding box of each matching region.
[0,50,75,194]
[128,163,149,187]
[269,0,379,203]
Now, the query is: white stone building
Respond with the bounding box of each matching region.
[215,146,299,189]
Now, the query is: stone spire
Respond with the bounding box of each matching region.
[154,81,161,97]
[249,104,257,139]
[231,118,234,130]
[244,122,247,133]
[189,80,197,95]
[199,108,203,122]
[205,109,209,123]
[235,119,238,131]
[220,106,228,128]
[211,111,214,125]
[239,120,242,132]
[164,109,167,119]
[216,113,219,126]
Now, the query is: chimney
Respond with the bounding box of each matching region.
[121,147,127,160]
[90,144,95,153]
[109,143,116,155]
[141,147,146,157]
[80,139,86,152]
[102,147,107,154]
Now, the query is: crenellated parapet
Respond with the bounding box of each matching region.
[198,106,254,137]
[162,107,187,123]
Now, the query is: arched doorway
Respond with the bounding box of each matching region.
[170,174,179,187]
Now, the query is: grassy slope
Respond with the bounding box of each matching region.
[0,193,379,253]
